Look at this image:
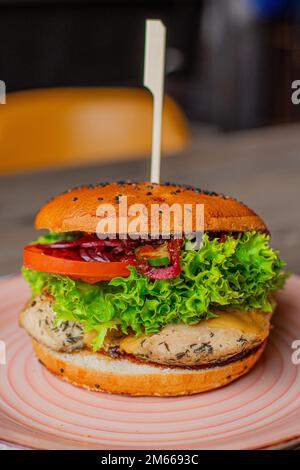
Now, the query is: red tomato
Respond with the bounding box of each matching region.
[23,245,130,283]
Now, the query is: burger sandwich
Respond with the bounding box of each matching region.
[20,181,288,396]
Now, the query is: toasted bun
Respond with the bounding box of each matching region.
[35,181,267,234]
[33,339,266,397]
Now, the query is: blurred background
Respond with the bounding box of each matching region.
[0,0,300,274]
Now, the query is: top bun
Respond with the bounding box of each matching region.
[35,181,267,234]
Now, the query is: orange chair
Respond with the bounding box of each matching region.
[0,87,190,173]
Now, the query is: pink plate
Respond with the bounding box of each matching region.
[0,275,300,450]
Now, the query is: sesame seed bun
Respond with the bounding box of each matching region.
[35,181,267,234]
[32,339,266,397]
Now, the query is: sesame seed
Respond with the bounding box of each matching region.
[73,197,78,201]
[146,191,152,195]
[97,197,104,201]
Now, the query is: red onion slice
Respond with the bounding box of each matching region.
[36,241,81,249]
[87,249,110,262]
[79,248,94,262]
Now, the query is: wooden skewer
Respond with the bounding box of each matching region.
[143,19,166,184]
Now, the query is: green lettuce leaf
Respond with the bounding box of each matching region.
[33,231,80,245]
[22,232,289,349]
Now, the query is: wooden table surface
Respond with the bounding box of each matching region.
[1,122,300,276]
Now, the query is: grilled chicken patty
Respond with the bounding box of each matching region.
[19,293,84,352]
[20,293,273,366]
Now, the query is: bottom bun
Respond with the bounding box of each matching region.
[32,339,266,397]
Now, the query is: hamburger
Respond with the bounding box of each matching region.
[20,181,288,396]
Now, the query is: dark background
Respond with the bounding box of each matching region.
[1,0,300,131]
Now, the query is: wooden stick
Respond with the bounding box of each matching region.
[143,19,166,184]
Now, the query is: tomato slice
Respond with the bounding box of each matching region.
[23,245,131,283]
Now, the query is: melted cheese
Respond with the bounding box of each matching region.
[204,310,266,334]
[85,329,126,351]
[120,335,144,355]
[84,330,97,344]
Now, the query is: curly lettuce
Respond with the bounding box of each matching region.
[22,232,289,349]
[33,231,80,245]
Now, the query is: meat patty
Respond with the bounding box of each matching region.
[119,311,272,366]
[20,293,84,352]
[20,293,273,366]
